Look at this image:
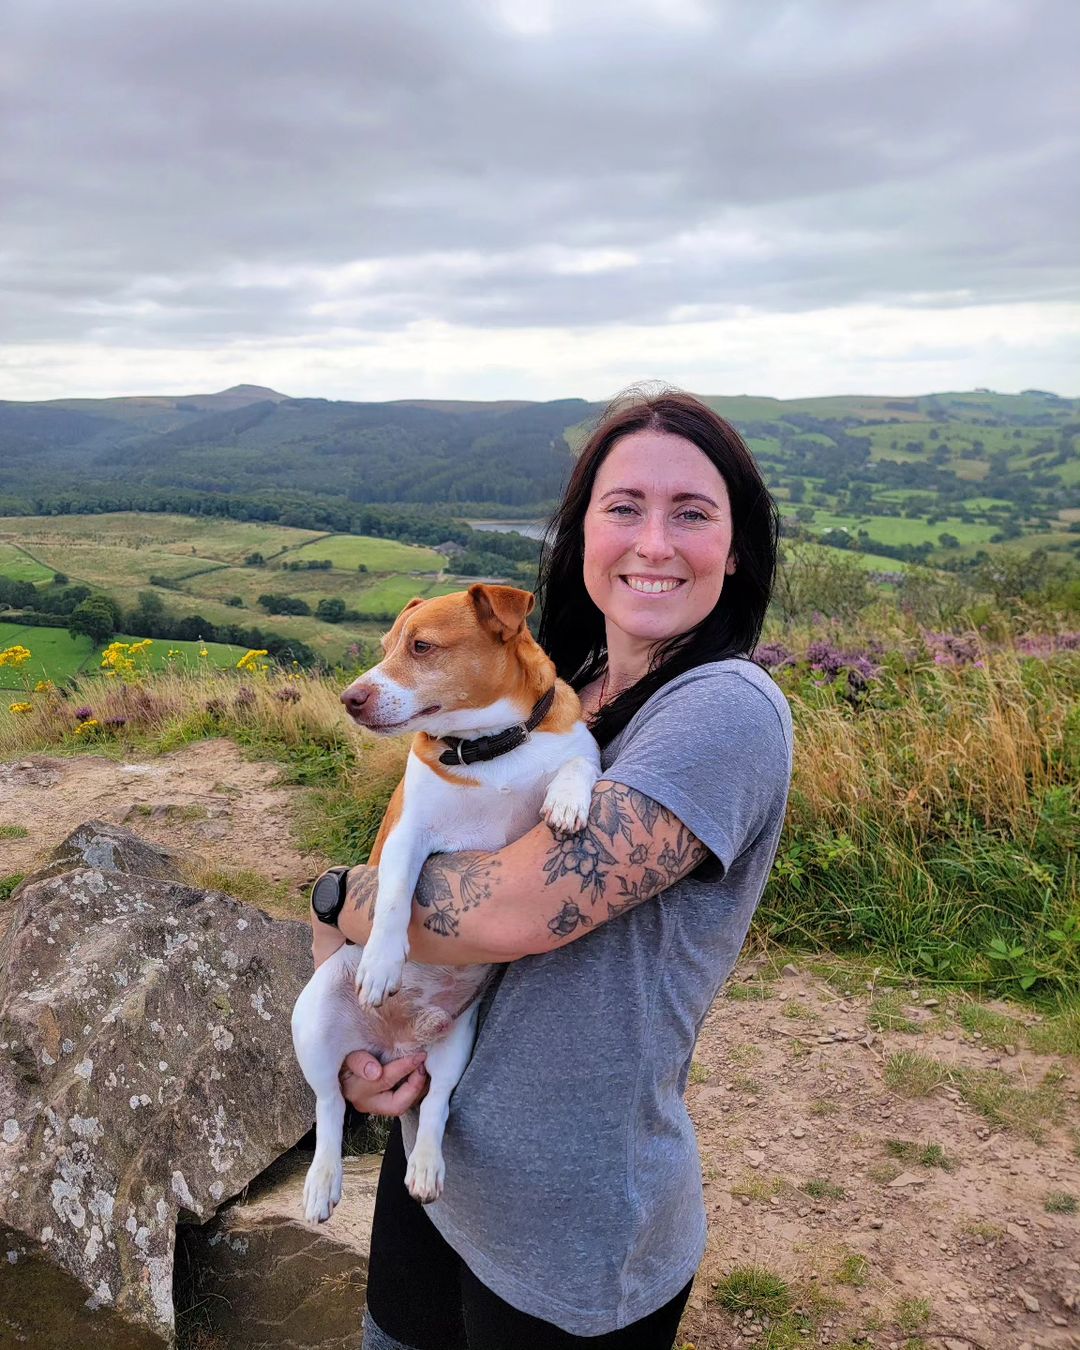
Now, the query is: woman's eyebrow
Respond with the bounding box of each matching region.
[598,487,720,508]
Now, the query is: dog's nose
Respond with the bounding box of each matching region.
[342,685,372,717]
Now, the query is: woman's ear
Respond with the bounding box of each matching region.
[725,552,737,576]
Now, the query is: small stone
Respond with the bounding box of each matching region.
[782,963,800,977]
[868,1217,884,1229]
[1016,1286,1040,1312]
[791,1126,805,1139]
[923,997,940,1007]
[887,1171,926,1187]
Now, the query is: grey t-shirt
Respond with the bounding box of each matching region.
[402,658,793,1336]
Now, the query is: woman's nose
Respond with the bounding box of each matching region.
[635,512,675,559]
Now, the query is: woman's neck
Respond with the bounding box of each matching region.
[602,627,653,697]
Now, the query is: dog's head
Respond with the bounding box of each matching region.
[341,585,548,737]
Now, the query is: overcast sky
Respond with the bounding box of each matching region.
[2,0,1077,402]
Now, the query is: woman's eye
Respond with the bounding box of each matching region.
[679,509,709,523]
[412,639,432,654]
[608,503,638,517]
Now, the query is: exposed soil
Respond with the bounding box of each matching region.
[681,963,1080,1350]
[1,747,1077,1349]
[0,739,328,939]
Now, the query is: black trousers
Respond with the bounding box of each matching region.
[365,1121,693,1350]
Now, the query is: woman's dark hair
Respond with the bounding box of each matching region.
[535,386,779,745]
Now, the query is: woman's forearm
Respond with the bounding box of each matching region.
[340,855,516,964]
[333,779,705,966]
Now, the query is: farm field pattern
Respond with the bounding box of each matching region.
[0,514,458,667]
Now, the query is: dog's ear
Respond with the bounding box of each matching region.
[469,585,535,642]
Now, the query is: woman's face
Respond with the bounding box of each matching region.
[583,428,736,650]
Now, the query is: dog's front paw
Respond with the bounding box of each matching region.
[303,1155,343,1223]
[406,1140,445,1204]
[355,943,408,1007]
[541,782,592,837]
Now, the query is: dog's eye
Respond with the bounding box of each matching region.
[412,639,432,655]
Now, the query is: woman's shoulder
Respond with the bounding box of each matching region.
[648,657,790,727]
[608,656,792,769]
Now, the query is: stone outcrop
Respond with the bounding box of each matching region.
[0,820,315,1348]
[176,1153,380,1349]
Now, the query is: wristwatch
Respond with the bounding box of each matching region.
[311,866,351,927]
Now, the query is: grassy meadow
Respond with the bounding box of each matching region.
[2,623,1077,1022]
[0,513,460,665]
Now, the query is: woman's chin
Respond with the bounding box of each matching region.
[611,605,695,646]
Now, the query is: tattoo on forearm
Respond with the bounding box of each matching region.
[346,867,378,920]
[415,853,499,937]
[542,782,708,941]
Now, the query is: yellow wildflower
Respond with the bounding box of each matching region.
[34,679,53,692]
[199,647,209,658]
[236,648,269,674]
[8,702,33,714]
[73,718,100,735]
[0,645,32,669]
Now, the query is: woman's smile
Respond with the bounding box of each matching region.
[620,574,686,594]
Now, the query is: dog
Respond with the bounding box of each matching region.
[291,584,600,1220]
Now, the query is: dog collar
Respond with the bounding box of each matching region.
[438,687,556,766]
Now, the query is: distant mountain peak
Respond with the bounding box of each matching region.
[215,384,288,400]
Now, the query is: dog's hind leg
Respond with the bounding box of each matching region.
[292,958,353,1222]
[303,1086,346,1223]
[404,1002,478,1204]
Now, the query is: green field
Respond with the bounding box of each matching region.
[0,623,97,688]
[0,515,461,664]
[0,541,54,583]
[0,624,245,691]
[349,575,460,611]
[811,511,999,548]
[0,513,327,563]
[291,534,445,572]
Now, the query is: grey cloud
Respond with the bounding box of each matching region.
[1,0,1077,350]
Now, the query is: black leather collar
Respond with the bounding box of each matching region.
[438,687,556,766]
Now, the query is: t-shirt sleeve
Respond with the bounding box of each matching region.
[604,668,792,875]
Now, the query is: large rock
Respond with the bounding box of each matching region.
[0,821,315,1348]
[176,1153,380,1349]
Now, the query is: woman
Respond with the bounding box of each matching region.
[312,388,793,1350]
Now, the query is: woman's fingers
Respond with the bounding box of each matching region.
[340,1050,428,1115]
[383,1067,430,1113]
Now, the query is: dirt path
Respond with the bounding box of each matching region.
[0,739,329,929]
[680,962,1080,1349]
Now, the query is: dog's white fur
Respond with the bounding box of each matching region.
[291,603,599,1220]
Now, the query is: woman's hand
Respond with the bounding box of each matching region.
[340,1050,428,1116]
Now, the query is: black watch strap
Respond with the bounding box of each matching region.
[311,866,351,926]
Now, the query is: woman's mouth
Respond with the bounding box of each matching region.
[620,575,685,595]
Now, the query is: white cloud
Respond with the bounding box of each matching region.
[2,300,1075,403]
[1,0,1076,400]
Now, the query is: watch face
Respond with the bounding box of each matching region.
[312,869,344,917]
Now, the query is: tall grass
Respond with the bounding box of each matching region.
[761,643,1079,996]
[3,637,1077,1000]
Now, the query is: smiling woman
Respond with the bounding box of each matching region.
[319,387,792,1350]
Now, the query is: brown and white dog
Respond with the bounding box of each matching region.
[291,585,599,1219]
